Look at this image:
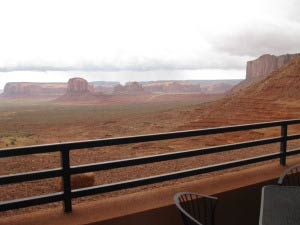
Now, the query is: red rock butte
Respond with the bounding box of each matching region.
[66,77,93,95]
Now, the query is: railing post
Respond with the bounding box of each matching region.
[61,149,72,213]
[280,124,288,166]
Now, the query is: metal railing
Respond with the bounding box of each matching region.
[1,119,300,213]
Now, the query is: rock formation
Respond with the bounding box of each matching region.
[246,53,300,80]
[237,56,300,100]
[2,78,95,98]
[57,77,107,102]
[143,81,202,93]
[142,80,237,94]
[66,77,93,95]
[188,55,300,126]
[2,82,67,97]
[113,82,145,95]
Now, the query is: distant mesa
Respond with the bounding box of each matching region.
[142,80,238,94]
[143,81,202,93]
[113,82,145,95]
[1,78,239,100]
[2,82,66,97]
[0,78,119,99]
[246,53,300,80]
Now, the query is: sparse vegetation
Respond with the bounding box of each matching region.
[9,137,16,145]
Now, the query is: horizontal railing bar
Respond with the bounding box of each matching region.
[0,146,64,158]
[286,148,300,156]
[1,119,300,158]
[0,192,63,212]
[287,134,300,140]
[71,151,285,198]
[71,136,283,174]
[0,168,63,185]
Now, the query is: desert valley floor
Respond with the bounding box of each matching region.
[1,93,300,217]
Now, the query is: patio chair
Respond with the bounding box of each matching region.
[174,192,218,225]
[278,164,300,186]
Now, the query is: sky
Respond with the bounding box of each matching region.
[0,0,300,88]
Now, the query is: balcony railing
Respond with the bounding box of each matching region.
[1,119,300,213]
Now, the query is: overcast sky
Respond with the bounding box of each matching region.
[0,0,300,88]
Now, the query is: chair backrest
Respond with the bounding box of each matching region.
[174,192,218,225]
[278,164,300,186]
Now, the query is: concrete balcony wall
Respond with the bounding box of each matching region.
[89,179,275,225]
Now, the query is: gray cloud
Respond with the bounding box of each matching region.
[210,23,300,57]
[1,1,299,73]
[0,54,247,72]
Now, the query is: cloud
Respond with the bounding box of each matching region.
[0,0,299,74]
[0,52,248,72]
[282,1,300,23]
[209,20,300,57]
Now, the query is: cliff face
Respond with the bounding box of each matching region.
[237,56,300,100]
[246,53,300,79]
[2,82,67,97]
